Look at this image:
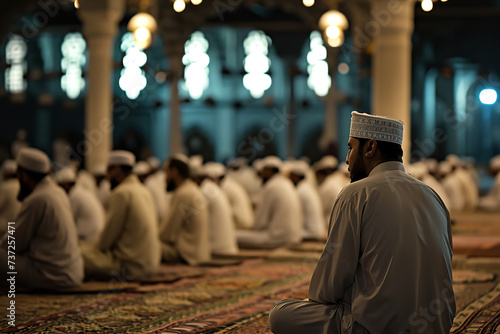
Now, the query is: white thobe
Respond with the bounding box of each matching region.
[421,173,452,211]
[454,168,478,211]
[201,179,238,255]
[0,179,21,234]
[221,175,254,230]
[479,173,500,210]
[68,186,105,243]
[228,167,262,208]
[0,177,83,289]
[296,180,325,240]
[318,173,347,225]
[76,170,98,195]
[441,173,466,212]
[96,179,111,209]
[270,162,455,334]
[145,171,168,224]
[82,174,160,279]
[237,174,302,249]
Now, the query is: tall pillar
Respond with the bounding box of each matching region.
[320,48,340,155]
[371,0,414,160]
[168,53,184,155]
[78,0,124,170]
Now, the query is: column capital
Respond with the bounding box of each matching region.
[77,0,125,38]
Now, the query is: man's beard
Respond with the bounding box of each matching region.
[17,179,32,201]
[349,151,368,183]
[166,179,176,192]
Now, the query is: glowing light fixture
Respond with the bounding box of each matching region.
[61,32,86,99]
[318,10,348,48]
[421,0,433,12]
[243,31,272,99]
[173,0,186,12]
[303,0,315,7]
[5,35,27,94]
[119,32,148,99]
[183,31,210,100]
[191,0,203,5]
[338,62,349,75]
[127,12,157,49]
[480,89,497,105]
[307,31,331,97]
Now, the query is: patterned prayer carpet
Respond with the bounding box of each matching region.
[0,259,313,333]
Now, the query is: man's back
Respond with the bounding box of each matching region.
[309,162,455,333]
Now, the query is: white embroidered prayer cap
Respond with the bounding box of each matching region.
[261,156,282,170]
[2,159,17,175]
[349,111,403,145]
[204,162,226,179]
[55,167,77,184]
[17,148,51,174]
[108,150,136,167]
[133,161,150,176]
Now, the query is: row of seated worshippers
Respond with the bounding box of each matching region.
[0,148,350,290]
[406,154,500,213]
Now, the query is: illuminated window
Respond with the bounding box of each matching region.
[307,31,331,97]
[5,35,27,94]
[61,32,86,99]
[243,31,272,99]
[119,32,147,100]
[183,31,210,100]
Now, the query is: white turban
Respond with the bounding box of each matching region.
[261,156,282,170]
[133,161,150,176]
[289,160,309,177]
[17,148,51,174]
[349,111,403,145]
[315,155,338,170]
[108,150,136,167]
[55,167,77,184]
[204,162,226,179]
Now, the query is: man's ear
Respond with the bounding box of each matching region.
[365,139,378,158]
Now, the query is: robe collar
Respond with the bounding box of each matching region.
[368,161,405,177]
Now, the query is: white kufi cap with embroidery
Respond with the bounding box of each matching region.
[349,111,403,145]
[17,148,51,174]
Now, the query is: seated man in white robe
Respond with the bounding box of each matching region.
[236,156,302,249]
[315,156,345,225]
[191,162,238,256]
[90,164,111,210]
[289,161,325,241]
[439,161,467,212]
[221,168,254,230]
[0,160,21,234]
[479,155,500,210]
[0,148,83,289]
[81,151,160,280]
[56,167,105,243]
[269,112,455,334]
[160,155,211,265]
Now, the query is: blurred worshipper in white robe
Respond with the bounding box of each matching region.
[439,161,467,212]
[443,155,479,211]
[270,112,454,334]
[0,160,21,234]
[144,157,168,225]
[0,148,83,289]
[220,165,254,230]
[81,151,160,280]
[76,167,98,195]
[160,155,211,265]
[227,158,262,208]
[11,129,29,159]
[191,162,238,256]
[288,160,325,241]
[478,155,500,211]
[237,156,302,249]
[55,167,105,243]
[407,161,451,211]
[315,155,345,225]
[90,164,111,209]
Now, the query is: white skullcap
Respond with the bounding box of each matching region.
[290,160,309,177]
[17,148,51,174]
[349,111,403,145]
[438,161,453,175]
[133,161,150,176]
[261,156,282,170]
[490,155,500,170]
[170,153,189,165]
[2,160,17,174]
[190,155,203,169]
[424,158,438,173]
[204,162,226,179]
[108,150,135,167]
[55,167,76,183]
[446,154,460,167]
[147,156,161,170]
[253,159,263,172]
[189,163,206,178]
[316,155,338,170]
[90,164,107,176]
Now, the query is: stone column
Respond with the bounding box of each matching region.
[319,47,340,155]
[78,0,124,170]
[168,53,184,155]
[371,0,414,160]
